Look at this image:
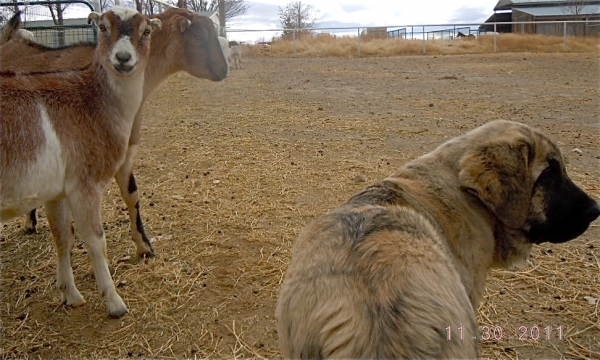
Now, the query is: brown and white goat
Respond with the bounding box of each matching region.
[1,8,229,257]
[0,6,161,318]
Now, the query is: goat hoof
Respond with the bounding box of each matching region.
[108,306,129,319]
[24,227,37,235]
[138,250,155,259]
[63,293,86,307]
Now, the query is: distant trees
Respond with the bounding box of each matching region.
[561,0,589,15]
[278,1,318,36]
[172,0,249,21]
[172,0,248,35]
[561,0,592,35]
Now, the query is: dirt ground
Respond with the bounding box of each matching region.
[1,52,599,359]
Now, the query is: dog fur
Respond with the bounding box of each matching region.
[276,120,600,359]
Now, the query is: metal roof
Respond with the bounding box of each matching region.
[514,4,600,16]
[495,0,600,11]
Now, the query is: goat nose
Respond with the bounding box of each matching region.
[115,51,131,64]
[586,201,600,223]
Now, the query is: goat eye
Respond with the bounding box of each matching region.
[98,24,107,32]
[143,28,151,36]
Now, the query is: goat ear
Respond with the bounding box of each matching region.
[88,12,101,25]
[149,18,162,31]
[175,16,192,33]
[458,141,532,228]
[0,11,22,43]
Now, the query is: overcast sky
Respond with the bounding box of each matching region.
[227,0,500,42]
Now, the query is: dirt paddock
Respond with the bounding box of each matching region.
[1,52,599,359]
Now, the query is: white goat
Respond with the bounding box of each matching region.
[17,28,34,41]
[2,8,229,257]
[218,35,231,71]
[229,41,242,69]
[0,6,161,318]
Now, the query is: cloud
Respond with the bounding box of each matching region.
[339,4,367,13]
[232,2,280,27]
[318,19,363,33]
[448,6,491,23]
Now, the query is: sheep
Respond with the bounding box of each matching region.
[1,8,229,257]
[229,41,242,69]
[0,6,162,318]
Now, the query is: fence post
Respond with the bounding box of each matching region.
[357,27,361,57]
[563,21,567,51]
[422,25,426,54]
[293,29,296,56]
[494,23,497,53]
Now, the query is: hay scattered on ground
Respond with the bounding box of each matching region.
[1,53,598,359]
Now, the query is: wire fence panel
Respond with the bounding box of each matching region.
[0,0,96,46]
[388,28,407,39]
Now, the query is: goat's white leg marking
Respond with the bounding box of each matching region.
[67,191,128,318]
[115,142,154,257]
[46,199,85,307]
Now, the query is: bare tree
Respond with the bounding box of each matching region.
[561,0,592,35]
[98,0,115,12]
[169,0,248,21]
[47,1,70,25]
[221,0,249,21]
[218,0,225,36]
[46,1,72,45]
[0,1,21,22]
[133,0,143,13]
[561,0,589,16]
[278,1,317,36]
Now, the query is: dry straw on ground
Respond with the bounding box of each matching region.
[244,33,599,58]
[1,43,599,359]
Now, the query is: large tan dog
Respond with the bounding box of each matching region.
[276,120,600,359]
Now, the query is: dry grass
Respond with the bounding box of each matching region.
[1,53,599,359]
[244,33,599,58]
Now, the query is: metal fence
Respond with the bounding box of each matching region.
[226,19,600,55]
[388,28,406,40]
[0,0,97,46]
[425,26,472,40]
[2,2,599,54]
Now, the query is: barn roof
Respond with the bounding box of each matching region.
[514,4,600,16]
[479,12,512,32]
[494,0,600,11]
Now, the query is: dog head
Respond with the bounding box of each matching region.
[458,120,599,247]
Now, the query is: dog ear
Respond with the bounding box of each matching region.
[458,141,532,228]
